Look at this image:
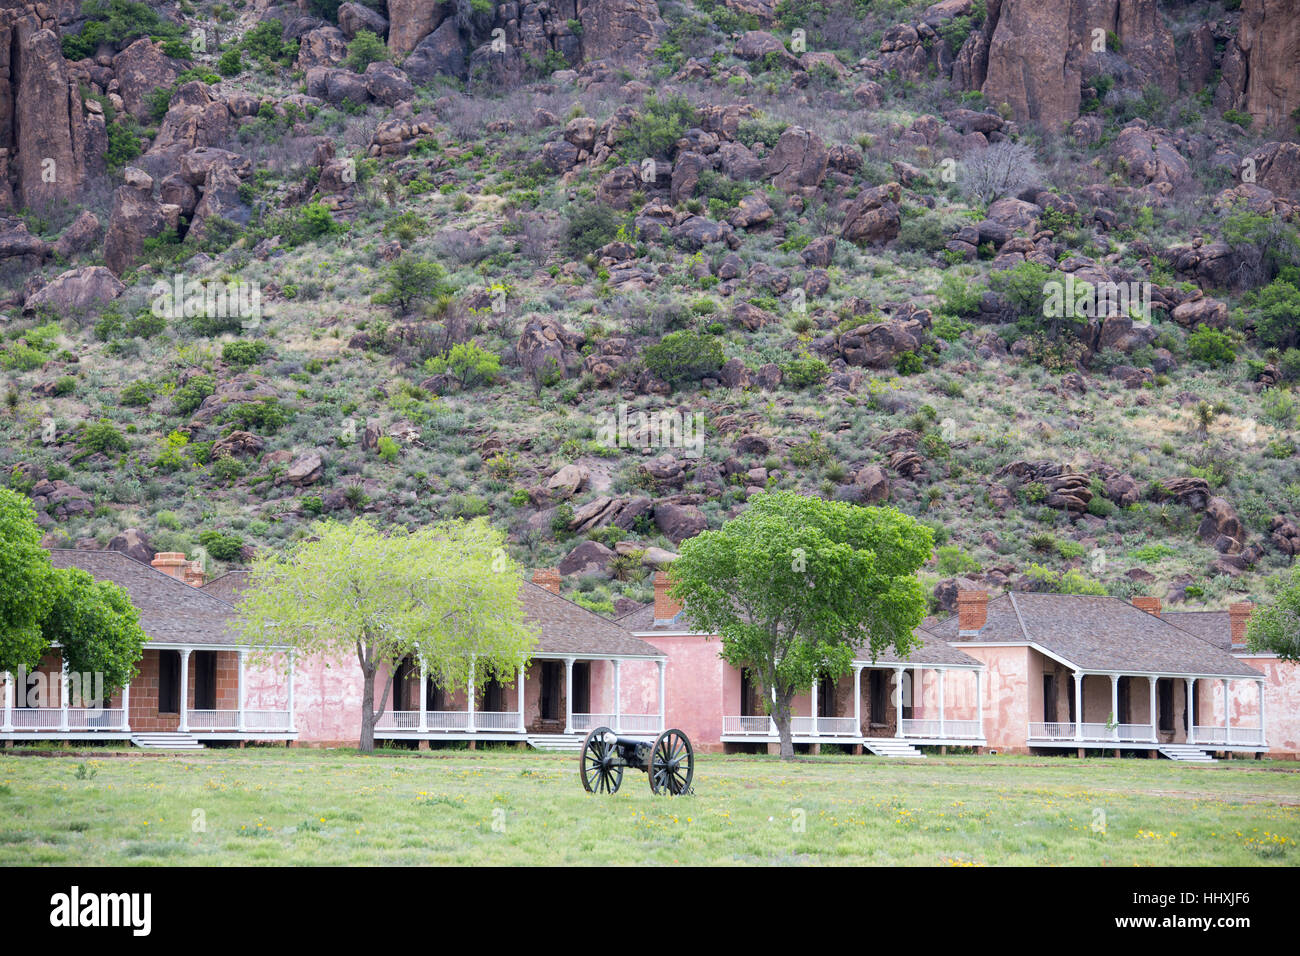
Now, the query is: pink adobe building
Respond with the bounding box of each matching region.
[3,552,1297,763]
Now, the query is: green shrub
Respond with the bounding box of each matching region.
[346,29,388,72]
[618,92,696,159]
[217,48,242,76]
[1187,327,1237,366]
[896,351,924,375]
[1251,279,1300,350]
[372,254,452,315]
[564,202,624,257]
[376,436,400,462]
[642,330,724,385]
[423,342,501,389]
[198,529,245,561]
[222,340,270,367]
[934,545,981,575]
[120,381,155,406]
[173,376,215,416]
[78,421,128,456]
[780,357,830,388]
[222,399,292,433]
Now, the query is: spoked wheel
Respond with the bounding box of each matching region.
[649,728,694,796]
[580,726,623,794]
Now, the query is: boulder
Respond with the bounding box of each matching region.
[734,30,800,69]
[108,528,155,564]
[112,38,182,122]
[559,540,617,576]
[180,147,252,186]
[547,463,590,499]
[364,62,414,106]
[337,2,389,41]
[403,19,466,82]
[841,182,901,244]
[23,267,123,314]
[854,465,890,503]
[52,210,101,259]
[654,503,707,543]
[1112,126,1191,191]
[295,26,349,70]
[1222,0,1300,132]
[284,453,324,487]
[188,163,252,242]
[578,0,665,63]
[765,126,828,192]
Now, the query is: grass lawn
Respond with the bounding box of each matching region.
[1,747,1297,865]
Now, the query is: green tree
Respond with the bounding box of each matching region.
[346,29,389,73]
[1247,568,1300,663]
[0,489,57,676]
[373,253,452,315]
[41,567,146,698]
[642,329,724,386]
[668,491,933,758]
[234,517,538,752]
[424,342,501,389]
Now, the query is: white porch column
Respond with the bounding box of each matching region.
[466,655,476,733]
[517,663,526,733]
[418,656,428,733]
[1148,676,1158,742]
[59,654,70,732]
[178,648,191,732]
[1110,674,1120,742]
[612,659,622,733]
[937,669,945,738]
[1221,679,1230,744]
[1185,677,1196,744]
[809,677,819,737]
[286,650,296,733]
[237,648,247,733]
[563,657,574,734]
[976,669,984,740]
[656,660,666,732]
[2,671,12,733]
[1072,672,1083,741]
[1258,680,1267,746]
[120,680,130,732]
[852,666,863,735]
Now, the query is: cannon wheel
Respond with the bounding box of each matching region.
[580,726,623,794]
[649,728,694,796]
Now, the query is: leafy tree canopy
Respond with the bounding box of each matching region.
[1247,568,1300,663]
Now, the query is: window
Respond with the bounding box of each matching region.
[392,658,412,710]
[1158,678,1174,732]
[900,671,913,719]
[571,663,590,715]
[540,662,562,720]
[740,669,758,717]
[869,670,886,724]
[158,650,180,714]
[1043,674,1058,723]
[425,678,444,712]
[194,651,217,710]
[1117,676,1131,725]
[482,678,504,713]
[817,676,835,717]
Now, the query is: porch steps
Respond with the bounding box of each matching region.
[130,733,205,751]
[525,734,584,753]
[1157,744,1216,763]
[864,739,926,759]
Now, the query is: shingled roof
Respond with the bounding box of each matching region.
[206,569,662,660]
[49,550,241,646]
[1163,611,1232,651]
[928,592,1260,678]
[618,605,982,667]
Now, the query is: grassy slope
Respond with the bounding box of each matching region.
[1,0,1297,617]
[1,748,1297,865]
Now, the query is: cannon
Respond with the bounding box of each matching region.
[579,726,694,796]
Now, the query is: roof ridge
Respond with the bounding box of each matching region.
[1006,590,1032,642]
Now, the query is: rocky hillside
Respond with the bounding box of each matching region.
[2,0,1299,618]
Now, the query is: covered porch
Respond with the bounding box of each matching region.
[373,653,668,743]
[0,645,297,743]
[721,660,987,750]
[1027,659,1267,752]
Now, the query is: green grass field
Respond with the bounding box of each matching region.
[1,747,1297,865]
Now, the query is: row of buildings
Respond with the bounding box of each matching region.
[2,550,1296,761]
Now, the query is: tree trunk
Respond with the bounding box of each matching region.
[772,690,795,760]
[359,663,376,754]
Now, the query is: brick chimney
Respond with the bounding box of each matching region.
[182,561,205,588]
[1229,602,1254,649]
[654,571,682,622]
[956,590,988,634]
[532,568,561,595]
[151,552,189,580]
[1133,596,1162,617]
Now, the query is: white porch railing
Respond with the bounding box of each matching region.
[475,711,521,731]
[899,718,983,739]
[243,711,291,730]
[189,710,239,730]
[10,709,62,729]
[619,714,663,734]
[1117,723,1155,742]
[815,716,860,736]
[1194,725,1264,746]
[67,708,125,730]
[571,713,616,732]
[1028,721,1077,739]
[1228,726,1265,746]
[723,715,775,735]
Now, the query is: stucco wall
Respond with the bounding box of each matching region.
[639,634,726,751]
[957,645,1030,752]
[1206,658,1299,758]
